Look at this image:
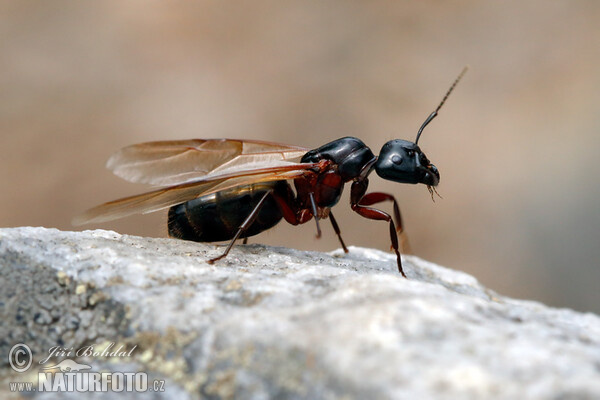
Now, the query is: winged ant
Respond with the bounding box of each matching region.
[74,67,467,277]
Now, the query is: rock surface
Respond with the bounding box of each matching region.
[1,226,599,399]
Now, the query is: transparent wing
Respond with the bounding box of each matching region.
[106,138,309,186]
[72,162,318,225]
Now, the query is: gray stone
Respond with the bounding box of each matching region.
[1,227,599,399]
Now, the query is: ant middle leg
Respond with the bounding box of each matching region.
[308,192,322,239]
[328,211,349,253]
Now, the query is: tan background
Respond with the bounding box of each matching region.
[1,1,599,312]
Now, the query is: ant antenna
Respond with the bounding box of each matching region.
[415,66,468,145]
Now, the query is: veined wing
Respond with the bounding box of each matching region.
[107,138,309,186]
[72,162,318,225]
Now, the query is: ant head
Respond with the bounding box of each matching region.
[375,67,467,189]
[375,140,439,186]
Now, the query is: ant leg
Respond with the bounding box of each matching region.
[351,204,405,277]
[242,238,248,245]
[208,190,271,264]
[350,180,405,277]
[328,211,349,253]
[271,187,314,227]
[358,192,412,254]
[308,192,322,238]
[276,192,344,250]
[358,193,403,231]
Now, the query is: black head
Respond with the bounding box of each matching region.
[374,67,467,188]
[375,140,439,186]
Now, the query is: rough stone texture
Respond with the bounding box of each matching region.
[1,227,599,399]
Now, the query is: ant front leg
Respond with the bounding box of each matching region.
[357,192,412,254]
[350,179,406,277]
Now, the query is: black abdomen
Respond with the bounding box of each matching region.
[168,182,285,242]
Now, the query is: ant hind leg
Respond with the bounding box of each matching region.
[208,190,271,264]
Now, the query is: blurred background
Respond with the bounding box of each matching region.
[1,1,599,313]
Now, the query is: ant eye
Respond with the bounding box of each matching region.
[391,155,402,165]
